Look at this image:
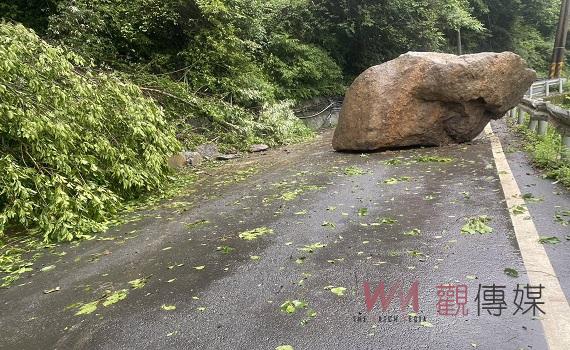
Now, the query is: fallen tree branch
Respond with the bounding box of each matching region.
[139,87,196,106]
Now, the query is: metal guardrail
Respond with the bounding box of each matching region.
[526,78,566,98]
[294,99,342,129]
[511,97,570,158]
[295,100,342,119]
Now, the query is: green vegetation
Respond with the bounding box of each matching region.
[403,229,422,236]
[504,268,519,278]
[299,242,327,253]
[414,156,454,163]
[238,227,273,241]
[514,124,570,189]
[383,176,412,185]
[462,0,561,77]
[325,286,347,297]
[461,216,493,235]
[538,236,562,244]
[0,23,179,242]
[344,166,366,176]
[280,299,308,314]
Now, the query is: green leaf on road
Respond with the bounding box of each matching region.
[276,346,294,350]
[280,300,307,314]
[102,289,128,307]
[414,156,453,163]
[128,277,149,289]
[522,193,543,203]
[358,208,368,216]
[383,176,411,185]
[330,287,347,296]
[321,221,336,228]
[461,216,493,235]
[504,268,519,277]
[538,236,561,245]
[161,304,176,311]
[407,250,424,257]
[299,243,326,253]
[75,301,98,316]
[403,229,421,236]
[238,227,273,240]
[281,189,303,201]
[376,217,398,225]
[554,210,569,226]
[511,205,526,215]
[344,166,366,176]
[216,245,235,254]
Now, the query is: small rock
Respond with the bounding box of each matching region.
[217,154,239,161]
[43,286,60,294]
[167,153,187,169]
[196,143,219,160]
[250,144,269,153]
[183,151,203,166]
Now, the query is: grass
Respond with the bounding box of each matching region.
[511,121,570,189]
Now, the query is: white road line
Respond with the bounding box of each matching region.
[485,124,570,350]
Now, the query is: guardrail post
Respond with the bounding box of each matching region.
[538,120,548,135]
[529,116,538,132]
[562,133,570,160]
[517,109,525,124]
[559,78,564,94]
[546,81,550,96]
[529,85,533,98]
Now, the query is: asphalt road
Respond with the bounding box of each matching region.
[1,120,568,350]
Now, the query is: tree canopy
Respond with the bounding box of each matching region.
[2,0,561,78]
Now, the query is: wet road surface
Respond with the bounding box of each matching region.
[0,120,568,350]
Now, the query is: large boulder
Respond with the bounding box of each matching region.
[332,52,536,151]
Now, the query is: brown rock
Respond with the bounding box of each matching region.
[167,153,187,169]
[184,151,203,166]
[250,144,269,152]
[332,52,536,151]
[217,154,240,160]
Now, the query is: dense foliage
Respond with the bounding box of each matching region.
[465,0,561,76]
[0,23,179,241]
[295,0,484,75]
[2,0,562,78]
[42,0,336,149]
[515,124,570,189]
